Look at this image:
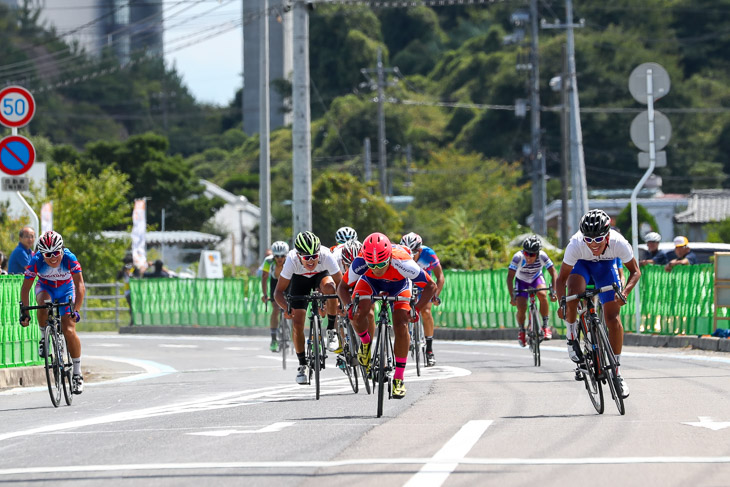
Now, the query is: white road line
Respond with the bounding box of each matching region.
[188,421,296,437]
[2,456,730,476]
[404,420,493,487]
[159,344,198,349]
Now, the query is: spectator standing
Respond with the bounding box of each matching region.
[144,260,171,278]
[664,236,697,272]
[639,232,663,266]
[8,226,36,274]
[0,251,7,274]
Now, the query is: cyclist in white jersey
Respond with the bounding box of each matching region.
[507,235,557,346]
[273,231,342,385]
[555,210,641,399]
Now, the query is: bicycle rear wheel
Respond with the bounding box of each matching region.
[341,318,358,393]
[413,319,422,377]
[278,318,291,370]
[43,326,62,408]
[596,321,625,415]
[59,335,74,406]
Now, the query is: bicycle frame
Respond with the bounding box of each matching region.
[564,283,626,415]
[352,293,410,418]
[523,287,550,367]
[287,291,339,400]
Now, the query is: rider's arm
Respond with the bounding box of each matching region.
[432,263,445,298]
[622,258,641,298]
[548,265,558,288]
[506,269,516,299]
[72,272,85,312]
[273,276,291,312]
[260,270,270,301]
[555,263,573,302]
[415,273,437,312]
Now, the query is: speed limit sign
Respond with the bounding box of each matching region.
[0,86,35,128]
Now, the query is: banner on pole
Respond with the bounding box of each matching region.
[132,199,147,271]
[40,201,52,233]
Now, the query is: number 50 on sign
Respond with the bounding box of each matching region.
[0,86,35,128]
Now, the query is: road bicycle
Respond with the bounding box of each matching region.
[286,291,338,400]
[20,299,74,407]
[562,283,627,415]
[335,313,370,394]
[522,287,551,367]
[268,299,293,370]
[408,289,426,376]
[352,293,410,418]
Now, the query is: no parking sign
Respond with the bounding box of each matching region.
[0,135,35,175]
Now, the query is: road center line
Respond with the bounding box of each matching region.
[404,420,493,487]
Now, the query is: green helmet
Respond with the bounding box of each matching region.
[294,231,320,255]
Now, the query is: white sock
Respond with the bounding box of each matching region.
[615,354,621,375]
[73,358,81,376]
[567,321,578,341]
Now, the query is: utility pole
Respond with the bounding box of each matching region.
[361,48,396,196]
[363,137,372,185]
[292,0,312,236]
[542,0,587,229]
[560,44,570,245]
[529,0,546,235]
[258,0,271,260]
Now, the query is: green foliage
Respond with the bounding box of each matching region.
[706,218,730,243]
[615,203,659,242]
[432,233,510,270]
[311,172,402,246]
[30,164,132,282]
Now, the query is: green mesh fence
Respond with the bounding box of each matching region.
[2,265,723,368]
[0,275,42,368]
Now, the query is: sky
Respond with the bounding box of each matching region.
[163,0,243,106]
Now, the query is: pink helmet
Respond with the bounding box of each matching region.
[362,232,392,264]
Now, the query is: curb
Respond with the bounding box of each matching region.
[0,366,46,390]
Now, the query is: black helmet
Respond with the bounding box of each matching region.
[522,234,542,253]
[579,209,611,238]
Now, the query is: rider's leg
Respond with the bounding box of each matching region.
[602,299,624,356]
[392,309,410,381]
[61,313,81,371]
[291,309,308,364]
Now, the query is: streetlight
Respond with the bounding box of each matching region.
[236,195,248,270]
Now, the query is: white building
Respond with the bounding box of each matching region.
[200,179,260,268]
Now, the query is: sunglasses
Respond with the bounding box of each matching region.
[273,254,287,259]
[367,260,389,270]
[583,235,607,244]
[43,250,62,258]
[523,251,537,257]
[298,253,319,261]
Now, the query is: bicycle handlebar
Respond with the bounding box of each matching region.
[523,287,551,294]
[20,300,73,312]
[285,293,339,314]
[562,283,626,304]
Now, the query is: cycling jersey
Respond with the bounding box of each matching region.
[562,229,633,266]
[280,247,340,280]
[415,245,440,273]
[24,248,82,288]
[508,250,554,282]
[261,255,282,280]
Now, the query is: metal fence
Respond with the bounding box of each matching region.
[81,282,129,327]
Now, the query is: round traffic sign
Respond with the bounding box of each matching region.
[630,110,672,152]
[629,63,671,104]
[0,86,35,128]
[0,135,35,175]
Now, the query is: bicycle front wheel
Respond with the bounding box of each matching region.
[43,326,62,408]
[375,324,387,418]
[596,321,625,415]
[531,306,541,367]
[279,318,291,370]
[60,335,73,406]
[311,317,322,400]
[581,317,604,414]
[413,319,422,377]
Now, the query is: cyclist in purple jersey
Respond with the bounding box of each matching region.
[400,232,444,367]
[19,231,86,394]
[507,235,558,346]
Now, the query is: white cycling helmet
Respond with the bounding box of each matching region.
[37,230,63,254]
[335,226,358,244]
[644,232,662,243]
[271,241,289,257]
[400,232,423,252]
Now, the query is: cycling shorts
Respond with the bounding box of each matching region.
[514,275,546,298]
[570,260,620,304]
[35,281,75,315]
[352,276,412,311]
[288,271,332,310]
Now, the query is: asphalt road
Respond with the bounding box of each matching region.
[0,333,729,486]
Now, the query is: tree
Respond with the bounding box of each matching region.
[30,164,132,282]
[311,172,402,246]
[614,203,659,243]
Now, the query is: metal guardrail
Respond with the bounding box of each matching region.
[81,283,129,327]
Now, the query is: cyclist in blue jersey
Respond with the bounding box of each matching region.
[19,231,86,394]
[507,235,558,347]
[400,232,444,367]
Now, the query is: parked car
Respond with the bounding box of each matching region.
[638,242,730,264]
